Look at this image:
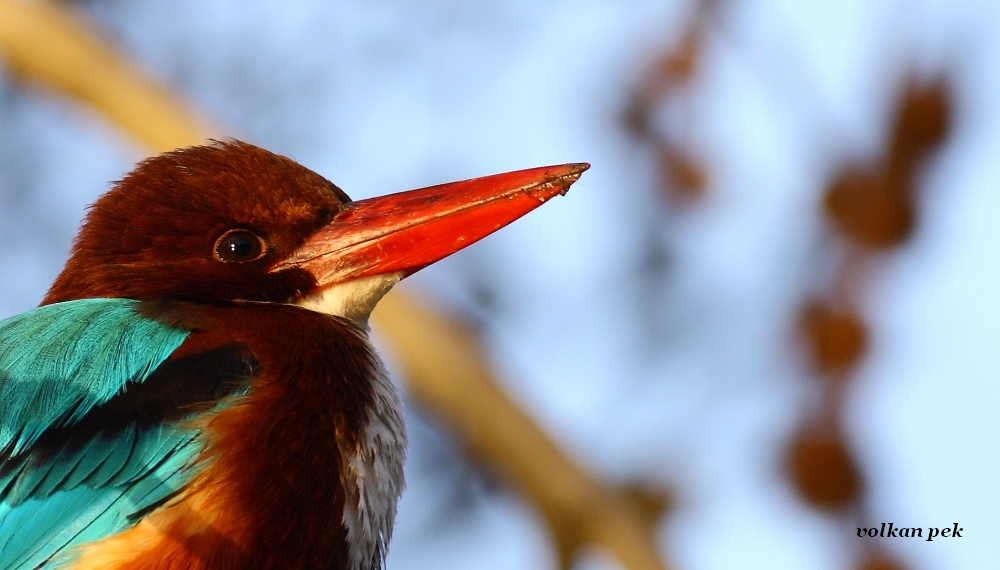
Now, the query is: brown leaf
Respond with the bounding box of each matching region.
[889,79,951,172]
[659,144,708,202]
[800,301,868,372]
[656,27,700,84]
[824,167,913,248]
[857,552,907,570]
[786,427,863,510]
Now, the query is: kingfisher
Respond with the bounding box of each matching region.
[0,140,587,570]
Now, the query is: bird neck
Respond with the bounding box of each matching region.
[204,304,407,569]
[73,302,406,570]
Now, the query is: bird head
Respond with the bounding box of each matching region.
[44,140,587,321]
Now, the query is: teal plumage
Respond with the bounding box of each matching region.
[0,299,199,569]
[0,299,189,455]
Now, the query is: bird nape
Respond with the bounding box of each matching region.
[0,140,587,570]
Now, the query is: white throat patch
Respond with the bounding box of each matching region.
[296,272,403,324]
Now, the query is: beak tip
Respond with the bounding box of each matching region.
[561,163,590,180]
[548,162,590,196]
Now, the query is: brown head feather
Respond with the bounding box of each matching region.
[44,140,349,305]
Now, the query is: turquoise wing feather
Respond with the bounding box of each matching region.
[0,299,198,569]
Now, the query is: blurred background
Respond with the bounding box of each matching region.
[0,0,997,569]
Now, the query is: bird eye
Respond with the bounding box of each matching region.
[214,230,265,262]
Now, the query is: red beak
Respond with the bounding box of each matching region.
[272,163,589,287]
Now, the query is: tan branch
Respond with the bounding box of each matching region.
[0,0,209,151]
[373,294,669,570]
[0,2,670,568]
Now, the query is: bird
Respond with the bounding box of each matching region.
[0,140,587,570]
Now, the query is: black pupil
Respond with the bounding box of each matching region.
[228,236,254,257]
[217,231,262,262]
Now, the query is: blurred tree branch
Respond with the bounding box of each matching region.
[374,294,669,570]
[787,77,951,570]
[0,1,670,568]
[0,0,208,150]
